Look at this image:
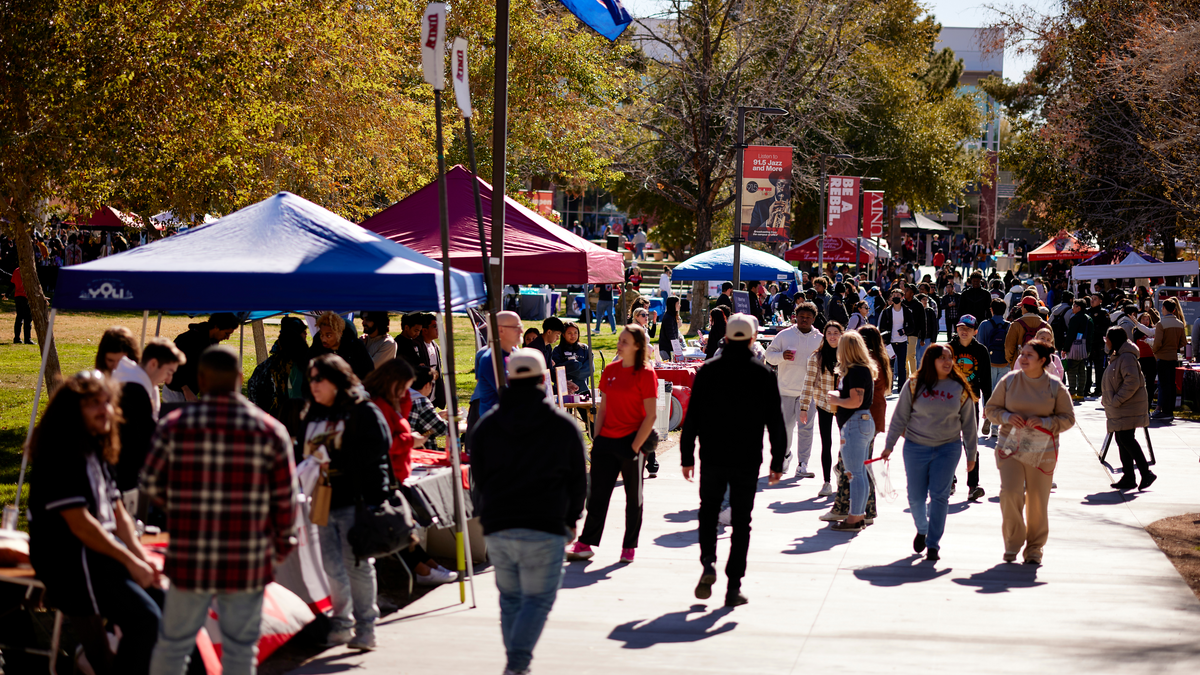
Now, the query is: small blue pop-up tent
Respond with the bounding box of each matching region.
[671,245,798,284]
[55,191,487,312]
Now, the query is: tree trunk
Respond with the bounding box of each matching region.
[686,205,715,337]
[10,213,63,394]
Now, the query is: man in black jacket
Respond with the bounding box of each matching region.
[1086,293,1111,396]
[878,289,917,392]
[470,350,588,675]
[681,314,786,607]
[394,313,428,368]
[828,282,850,326]
[164,313,239,402]
[959,272,993,329]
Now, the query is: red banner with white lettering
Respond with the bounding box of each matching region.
[864,191,884,238]
[825,175,859,238]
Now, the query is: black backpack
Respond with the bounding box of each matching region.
[985,317,1009,363]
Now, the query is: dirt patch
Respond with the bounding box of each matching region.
[1146,514,1200,602]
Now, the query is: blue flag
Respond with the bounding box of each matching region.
[558,0,633,41]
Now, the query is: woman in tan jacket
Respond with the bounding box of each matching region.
[984,339,1075,565]
[1151,298,1186,420]
[1102,326,1155,490]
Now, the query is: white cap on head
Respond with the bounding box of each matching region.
[725,313,758,341]
[506,349,547,380]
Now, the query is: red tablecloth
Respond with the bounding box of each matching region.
[412,449,471,489]
[654,365,697,389]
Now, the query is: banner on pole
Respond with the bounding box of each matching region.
[740,145,793,243]
[864,191,885,238]
[451,37,471,117]
[421,3,447,90]
[826,175,860,238]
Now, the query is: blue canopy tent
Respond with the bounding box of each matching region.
[19,193,488,596]
[671,245,798,284]
[55,192,486,312]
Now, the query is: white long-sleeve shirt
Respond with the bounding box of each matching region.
[764,324,826,396]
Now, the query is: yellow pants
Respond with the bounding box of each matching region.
[996,449,1056,561]
[906,339,919,376]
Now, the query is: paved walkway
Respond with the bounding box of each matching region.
[289,395,1200,674]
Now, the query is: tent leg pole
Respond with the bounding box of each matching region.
[155,312,163,337]
[140,310,149,351]
[13,309,56,515]
[239,323,245,364]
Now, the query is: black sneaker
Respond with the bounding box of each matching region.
[724,590,748,607]
[694,564,717,600]
[926,547,940,562]
[968,486,985,502]
[913,533,926,553]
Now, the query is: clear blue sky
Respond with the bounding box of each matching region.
[620,0,1055,81]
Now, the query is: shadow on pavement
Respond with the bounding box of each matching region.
[562,561,625,589]
[952,563,1045,594]
[607,604,736,649]
[654,527,700,548]
[663,508,698,523]
[851,555,952,586]
[768,497,829,514]
[782,527,855,555]
[1081,491,1136,506]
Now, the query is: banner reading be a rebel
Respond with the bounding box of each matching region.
[825,175,860,238]
[740,146,793,243]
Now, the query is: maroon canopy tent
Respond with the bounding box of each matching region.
[361,166,624,284]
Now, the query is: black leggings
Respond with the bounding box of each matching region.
[1114,428,1150,479]
[818,407,834,483]
[579,433,644,549]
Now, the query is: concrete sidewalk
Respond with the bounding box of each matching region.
[288,396,1200,674]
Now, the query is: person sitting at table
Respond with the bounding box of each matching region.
[523,327,540,347]
[29,371,162,674]
[552,322,592,395]
[658,297,681,361]
[633,306,658,340]
[309,311,375,380]
[704,308,727,361]
[94,325,140,374]
[408,365,449,449]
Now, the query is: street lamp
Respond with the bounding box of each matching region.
[731,105,788,289]
[816,153,853,276]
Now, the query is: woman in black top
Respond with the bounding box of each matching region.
[29,371,162,673]
[705,307,727,360]
[826,332,878,533]
[302,354,391,649]
[658,296,681,361]
[552,322,593,394]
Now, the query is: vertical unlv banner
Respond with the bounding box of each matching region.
[864,191,885,238]
[741,146,793,243]
[826,175,860,238]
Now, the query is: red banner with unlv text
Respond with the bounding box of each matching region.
[825,175,859,238]
[864,191,884,238]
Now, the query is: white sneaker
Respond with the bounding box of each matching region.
[794,464,815,479]
[817,482,835,497]
[417,566,456,585]
[819,510,847,522]
[347,633,377,651]
[717,507,733,526]
[323,627,354,647]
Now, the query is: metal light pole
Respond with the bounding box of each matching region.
[817,153,853,279]
[731,105,787,289]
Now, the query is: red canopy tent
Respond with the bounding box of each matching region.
[361,166,624,284]
[1027,230,1098,261]
[785,236,877,263]
[68,206,147,230]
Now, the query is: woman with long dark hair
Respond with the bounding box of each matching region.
[1102,326,1155,490]
[569,324,658,563]
[798,322,843,496]
[984,339,1075,565]
[705,307,727,360]
[28,371,162,673]
[882,344,978,560]
[552,322,593,395]
[247,316,310,435]
[658,296,681,361]
[302,354,391,650]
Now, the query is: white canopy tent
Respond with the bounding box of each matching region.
[1069,252,1199,281]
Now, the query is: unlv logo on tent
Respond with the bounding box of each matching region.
[79,279,133,301]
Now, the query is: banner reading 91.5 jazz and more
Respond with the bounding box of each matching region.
[740,146,793,243]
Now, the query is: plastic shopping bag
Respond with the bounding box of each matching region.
[997,426,1058,475]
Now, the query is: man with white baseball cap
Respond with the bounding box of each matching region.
[470,349,588,675]
[681,313,787,607]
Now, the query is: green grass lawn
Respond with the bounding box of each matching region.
[0,302,620,529]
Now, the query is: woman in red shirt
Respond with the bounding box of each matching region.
[568,324,658,564]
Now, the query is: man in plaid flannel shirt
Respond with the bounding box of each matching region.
[142,345,297,674]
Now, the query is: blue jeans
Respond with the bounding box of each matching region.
[594,299,616,333]
[319,505,379,638]
[902,439,963,551]
[990,365,1009,396]
[635,243,645,259]
[486,529,568,673]
[838,413,874,516]
[915,338,932,369]
[150,585,264,675]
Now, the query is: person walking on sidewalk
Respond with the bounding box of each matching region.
[1151,298,1186,421]
[764,302,824,479]
[143,346,298,672]
[949,315,992,502]
[681,314,787,606]
[881,344,978,561]
[568,324,658,564]
[824,331,879,534]
[471,350,589,675]
[797,322,844,496]
[984,339,1076,565]
[977,299,1011,435]
[1102,327,1155,491]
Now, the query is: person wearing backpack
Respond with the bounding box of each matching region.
[1005,297,1052,367]
[976,299,1011,435]
[1049,291,1074,352]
